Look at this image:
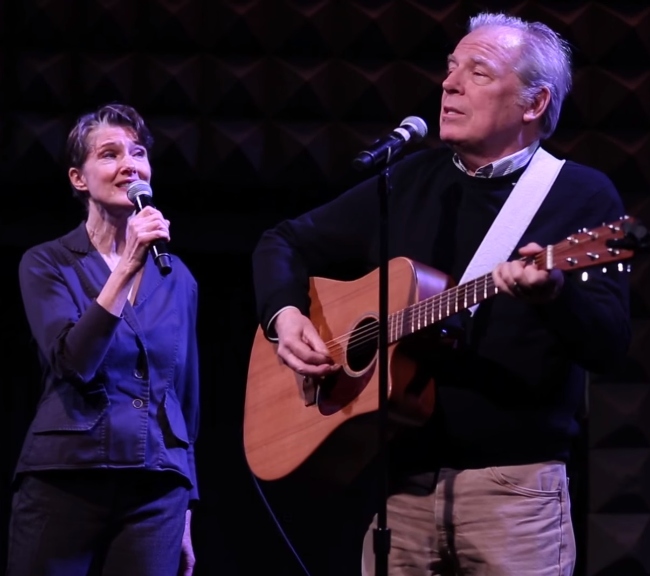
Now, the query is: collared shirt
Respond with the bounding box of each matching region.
[453,140,540,178]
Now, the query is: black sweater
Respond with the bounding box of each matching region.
[252,146,630,473]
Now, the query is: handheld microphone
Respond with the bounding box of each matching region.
[352,116,428,171]
[126,180,173,276]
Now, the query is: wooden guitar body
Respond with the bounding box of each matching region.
[244,257,453,485]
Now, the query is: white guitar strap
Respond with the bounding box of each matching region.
[459,146,565,314]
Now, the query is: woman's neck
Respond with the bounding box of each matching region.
[85,204,129,257]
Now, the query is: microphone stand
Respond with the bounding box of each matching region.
[352,120,426,575]
[373,160,393,576]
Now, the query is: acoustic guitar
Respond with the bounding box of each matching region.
[244,217,645,486]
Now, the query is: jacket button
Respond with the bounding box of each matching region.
[133,369,144,379]
[132,399,144,409]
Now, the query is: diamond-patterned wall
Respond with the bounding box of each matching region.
[1,1,649,575]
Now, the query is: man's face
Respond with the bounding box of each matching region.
[439,26,530,168]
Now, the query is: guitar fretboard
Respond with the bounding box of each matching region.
[388,272,498,343]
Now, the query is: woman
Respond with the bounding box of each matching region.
[6,103,199,576]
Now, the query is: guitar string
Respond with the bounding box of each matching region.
[326,275,496,354]
[322,275,498,361]
[320,251,552,360]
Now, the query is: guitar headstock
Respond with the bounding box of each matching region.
[538,216,648,273]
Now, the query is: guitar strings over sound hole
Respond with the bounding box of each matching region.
[346,316,379,373]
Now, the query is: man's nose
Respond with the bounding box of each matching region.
[442,70,462,93]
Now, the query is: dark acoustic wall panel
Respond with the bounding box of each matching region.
[1,1,649,575]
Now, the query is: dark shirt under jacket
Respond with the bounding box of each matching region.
[252,146,631,475]
[16,222,200,501]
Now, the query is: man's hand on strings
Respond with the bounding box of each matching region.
[492,242,564,303]
[274,307,339,378]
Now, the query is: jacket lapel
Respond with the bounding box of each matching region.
[58,222,167,340]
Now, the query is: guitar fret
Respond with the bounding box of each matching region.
[397,310,401,341]
[389,312,394,342]
[404,308,409,339]
[393,271,504,343]
[395,308,399,339]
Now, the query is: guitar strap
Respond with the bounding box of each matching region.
[458,146,565,314]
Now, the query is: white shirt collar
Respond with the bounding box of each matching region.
[453,141,540,178]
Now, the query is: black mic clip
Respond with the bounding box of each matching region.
[352,116,428,171]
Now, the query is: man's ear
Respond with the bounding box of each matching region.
[523,86,551,123]
[68,167,88,191]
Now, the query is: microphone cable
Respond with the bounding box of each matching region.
[249,470,312,576]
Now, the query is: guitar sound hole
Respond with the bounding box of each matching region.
[346,316,379,373]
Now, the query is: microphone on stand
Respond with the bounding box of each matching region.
[126,180,173,276]
[352,116,428,171]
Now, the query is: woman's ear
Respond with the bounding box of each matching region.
[68,167,88,191]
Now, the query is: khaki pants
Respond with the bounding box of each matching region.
[362,462,575,576]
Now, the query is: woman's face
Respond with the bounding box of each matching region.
[68,124,152,213]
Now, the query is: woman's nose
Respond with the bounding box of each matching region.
[121,156,137,173]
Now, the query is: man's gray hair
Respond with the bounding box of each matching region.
[469,12,573,139]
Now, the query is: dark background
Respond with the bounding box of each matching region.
[1,1,650,575]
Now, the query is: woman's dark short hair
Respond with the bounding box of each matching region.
[65,103,154,205]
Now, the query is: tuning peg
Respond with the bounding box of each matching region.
[597,264,632,274]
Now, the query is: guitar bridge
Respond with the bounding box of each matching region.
[302,375,318,406]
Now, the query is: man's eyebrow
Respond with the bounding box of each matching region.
[470,55,494,69]
[447,54,497,73]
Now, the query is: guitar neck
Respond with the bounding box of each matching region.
[386,213,639,343]
[388,272,496,343]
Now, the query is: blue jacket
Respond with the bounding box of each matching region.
[16,222,200,501]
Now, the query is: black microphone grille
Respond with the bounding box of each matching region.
[126,179,153,203]
[400,116,428,141]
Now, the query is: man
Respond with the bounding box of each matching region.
[252,11,630,575]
